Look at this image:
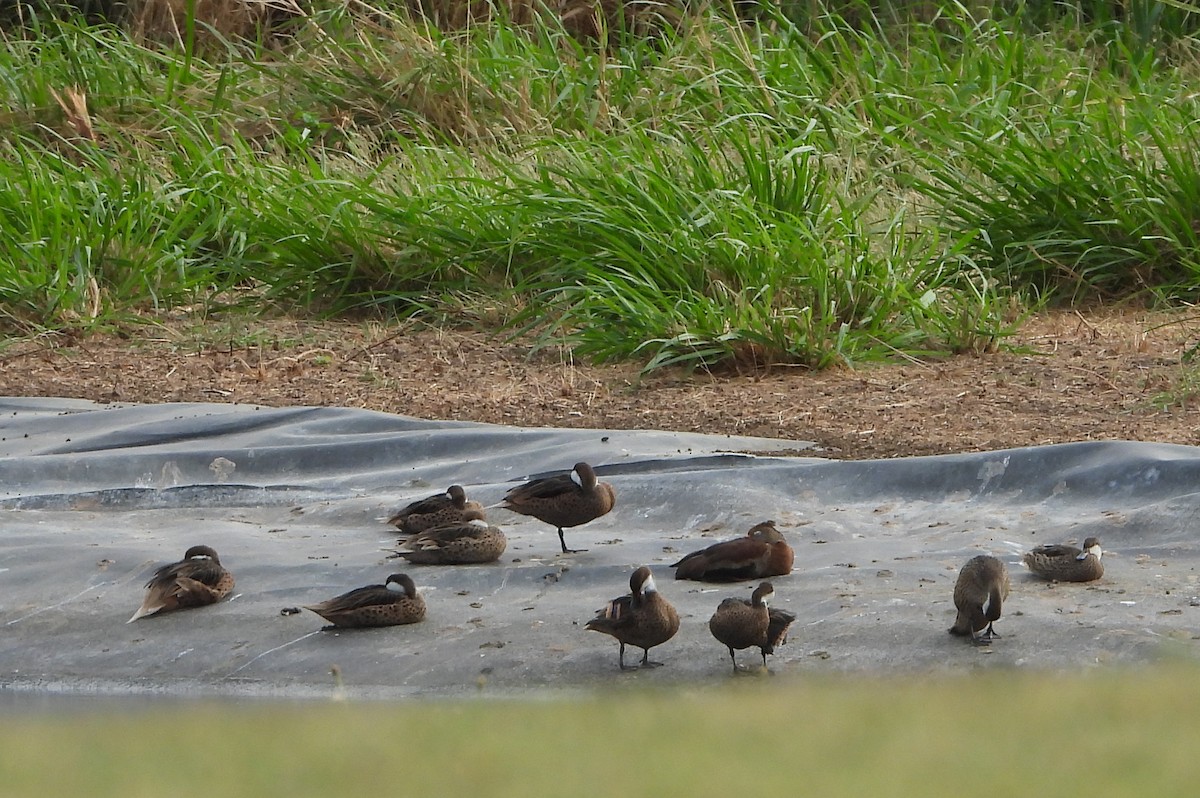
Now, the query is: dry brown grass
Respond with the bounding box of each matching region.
[408,0,686,41]
[4,307,1200,460]
[123,0,686,47]
[128,0,306,45]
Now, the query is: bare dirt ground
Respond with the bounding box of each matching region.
[3,307,1200,459]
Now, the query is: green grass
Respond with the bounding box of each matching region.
[3,665,1200,796]
[3,4,1200,369]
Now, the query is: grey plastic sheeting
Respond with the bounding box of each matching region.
[1,397,1199,702]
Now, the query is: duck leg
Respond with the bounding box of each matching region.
[640,648,665,668]
[728,648,743,674]
[618,642,636,671]
[971,626,996,646]
[981,622,1001,641]
[558,528,587,554]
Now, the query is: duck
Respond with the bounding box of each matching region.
[948,554,1011,645]
[708,581,797,673]
[390,519,507,565]
[303,573,426,629]
[388,484,486,535]
[585,566,680,670]
[672,520,794,582]
[498,462,615,554]
[127,545,235,623]
[1022,537,1104,582]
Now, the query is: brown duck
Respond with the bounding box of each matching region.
[948,555,1011,645]
[499,462,615,553]
[390,519,507,565]
[708,581,797,673]
[1023,537,1104,582]
[585,566,680,670]
[673,520,794,582]
[304,573,426,629]
[127,545,235,623]
[388,485,485,534]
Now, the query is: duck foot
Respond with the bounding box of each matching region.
[557,529,588,554]
[733,665,771,676]
[616,644,648,670]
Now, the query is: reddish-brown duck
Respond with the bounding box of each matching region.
[673,520,794,582]
[708,581,797,672]
[499,462,615,554]
[585,566,680,670]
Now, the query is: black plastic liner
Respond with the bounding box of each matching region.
[2,398,1197,700]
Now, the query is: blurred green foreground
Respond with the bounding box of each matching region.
[2,664,1198,797]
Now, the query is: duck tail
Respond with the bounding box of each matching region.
[126,603,159,623]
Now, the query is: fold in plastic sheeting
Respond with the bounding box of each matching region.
[1,398,1197,701]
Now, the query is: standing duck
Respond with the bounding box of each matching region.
[388,485,486,535]
[390,519,507,565]
[948,555,1011,645]
[127,545,235,623]
[709,581,797,673]
[1023,537,1104,582]
[673,520,794,582]
[499,462,615,554]
[304,573,426,629]
[585,566,680,670]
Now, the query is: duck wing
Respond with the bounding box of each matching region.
[586,594,636,632]
[1028,543,1082,558]
[764,608,798,653]
[146,557,226,591]
[672,537,769,581]
[411,522,490,546]
[504,474,576,502]
[305,584,394,614]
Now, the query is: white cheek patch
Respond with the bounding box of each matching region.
[643,574,658,594]
[468,519,489,529]
[981,595,992,615]
[387,581,405,592]
[571,469,583,487]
